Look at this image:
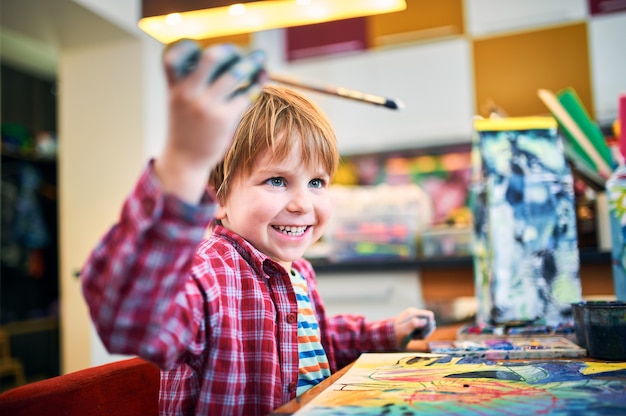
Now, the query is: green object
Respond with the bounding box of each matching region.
[556,87,615,170]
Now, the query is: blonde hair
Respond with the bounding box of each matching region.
[210,85,339,203]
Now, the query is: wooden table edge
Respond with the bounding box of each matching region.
[269,362,354,415]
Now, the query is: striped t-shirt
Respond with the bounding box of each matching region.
[289,269,331,395]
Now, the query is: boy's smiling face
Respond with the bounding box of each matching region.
[216,137,332,271]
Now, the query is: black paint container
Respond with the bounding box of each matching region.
[573,300,626,360]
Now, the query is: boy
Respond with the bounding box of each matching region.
[81,40,434,415]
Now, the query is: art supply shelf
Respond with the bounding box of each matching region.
[309,248,611,274]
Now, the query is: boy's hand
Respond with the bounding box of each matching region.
[394,307,436,349]
[155,40,267,203]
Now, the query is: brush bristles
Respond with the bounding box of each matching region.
[385,99,405,111]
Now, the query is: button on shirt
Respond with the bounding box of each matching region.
[81,161,398,416]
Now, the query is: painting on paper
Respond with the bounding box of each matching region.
[471,117,581,326]
[294,353,626,415]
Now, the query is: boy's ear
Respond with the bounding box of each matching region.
[208,182,226,219]
[214,204,227,220]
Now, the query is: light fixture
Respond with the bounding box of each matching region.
[139,0,407,44]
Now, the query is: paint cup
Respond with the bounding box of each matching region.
[607,167,626,301]
[574,300,626,360]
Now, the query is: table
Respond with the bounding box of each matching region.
[270,324,462,415]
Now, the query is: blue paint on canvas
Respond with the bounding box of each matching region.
[471,117,582,326]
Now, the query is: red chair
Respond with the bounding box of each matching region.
[0,357,159,416]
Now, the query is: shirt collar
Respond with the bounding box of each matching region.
[210,223,285,279]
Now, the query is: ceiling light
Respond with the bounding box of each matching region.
[139,0,407,44]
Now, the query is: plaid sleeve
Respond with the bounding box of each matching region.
[323,314,397,369]
[81,161,216,369]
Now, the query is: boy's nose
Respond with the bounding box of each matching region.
[287,187,313,213]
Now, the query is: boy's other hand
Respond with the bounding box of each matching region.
[155,40,267,203]
[394,307,436,349]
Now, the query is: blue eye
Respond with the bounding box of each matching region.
[266,177,285,187]
[309,178,324,188]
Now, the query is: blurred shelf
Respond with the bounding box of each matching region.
[309,248,611,274]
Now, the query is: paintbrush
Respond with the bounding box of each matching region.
[268,73,405,111]
[168,39,405,110]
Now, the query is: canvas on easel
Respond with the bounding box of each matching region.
[470,117,582,326]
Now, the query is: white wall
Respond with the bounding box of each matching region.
[57,1,166,373]
[588,12,626,124]
[285,38,475,153]
[315,272,424,321]
[256,0,625,153]
[464,0,587,36]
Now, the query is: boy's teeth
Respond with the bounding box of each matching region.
[275,225,307,236]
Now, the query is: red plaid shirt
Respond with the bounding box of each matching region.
[81,162,398,415]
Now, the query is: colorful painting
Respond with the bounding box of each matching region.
[333,145,473,226]
[294,353,626,415]
[607,166,626,301]
[471,117,582,326]
[429,337,586,360]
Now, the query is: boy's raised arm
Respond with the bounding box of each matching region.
[155,40,266,204]
[81,41,266,365]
